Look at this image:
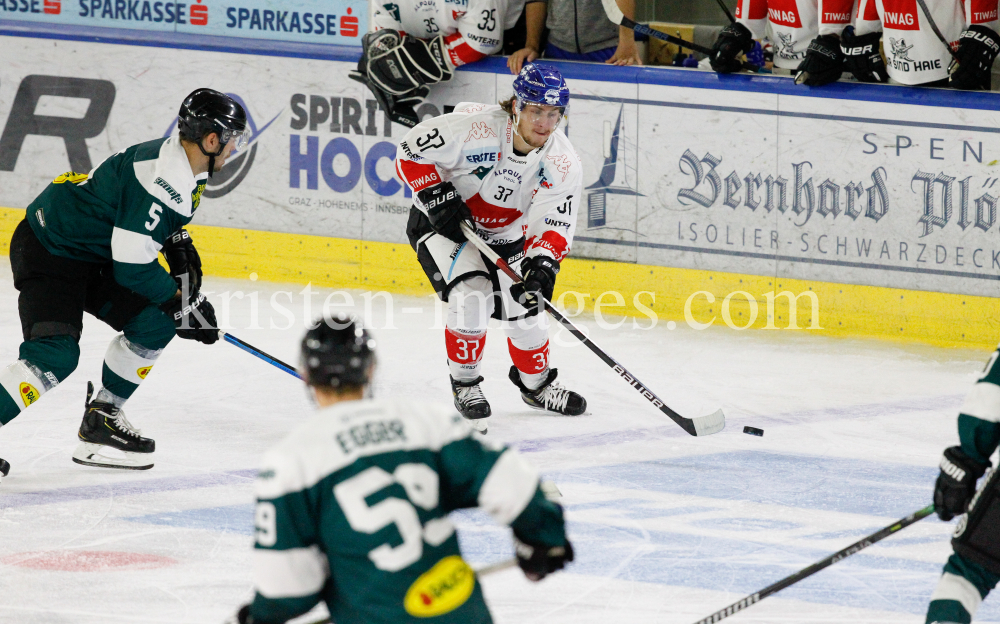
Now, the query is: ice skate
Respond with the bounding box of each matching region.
[451,376,491,434]
[73,382,154,470]
[508,366,586,416]
[0,457,9,483]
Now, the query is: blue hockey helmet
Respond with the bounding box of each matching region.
[513,63,570,110]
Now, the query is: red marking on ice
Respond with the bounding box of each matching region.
[2,550,177,572]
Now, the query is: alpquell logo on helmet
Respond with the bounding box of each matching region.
[163,91,280,198]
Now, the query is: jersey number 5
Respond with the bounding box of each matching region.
[334,463,449,571]
[145,203,163,231]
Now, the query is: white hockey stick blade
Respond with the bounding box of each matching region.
[692,409,726,436]
[601,0,626,25]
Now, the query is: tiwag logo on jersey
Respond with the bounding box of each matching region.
[882,0,920,30]
[163,94,280,199]
[464,121,496,142]
[766,0,801,27]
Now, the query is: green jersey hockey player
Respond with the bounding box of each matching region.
[229,314,573,624]
[927,347,1000,624]
[0,88,249,476]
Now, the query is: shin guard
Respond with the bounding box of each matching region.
[508,338,549,390]
[0,360,59,424]
[446,327,486,380]
[101,336,162,404]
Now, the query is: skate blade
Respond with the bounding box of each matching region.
[72,442,153,470]
[471,418,488,435]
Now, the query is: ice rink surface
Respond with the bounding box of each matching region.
[0,257,996,624]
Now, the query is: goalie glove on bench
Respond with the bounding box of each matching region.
[364,29,454,96]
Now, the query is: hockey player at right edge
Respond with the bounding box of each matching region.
[228,314,572,624]
[926,345,1000,624]
[395,63,587,433]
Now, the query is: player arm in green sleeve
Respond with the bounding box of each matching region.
[248,451,329,624]
[957,350,1000,463]
[110,198,180,304]
[438,434,567,547]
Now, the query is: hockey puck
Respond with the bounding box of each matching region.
[743,426,764,437]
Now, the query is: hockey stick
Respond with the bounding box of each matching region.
[460,222,725,436]
[913,0,961,65]
[220,331,302,380]
[714,0,736,24]
[302,558,518,624]
[600,0,761,73]
[690,504,936,624]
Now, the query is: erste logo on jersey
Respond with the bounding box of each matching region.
[882,0,919,30]
[403,555,475,617]
[545,153,572,182]
[766,0,802,27]
[464,121,496,142]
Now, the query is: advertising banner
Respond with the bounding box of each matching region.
[0,0,365,45]
[3,34,1000,300]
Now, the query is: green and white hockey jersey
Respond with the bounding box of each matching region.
[249,398,567,624]
[957,346,1000,464]
[26,136,208,304]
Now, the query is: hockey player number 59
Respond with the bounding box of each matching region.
[334,463,441,571]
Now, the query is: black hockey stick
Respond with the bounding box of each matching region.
[460,223,725,436]
[600,0,761,73]
[303,558,518,624]
[691,504,935,624]
[913,0,961,64]
[714,0,736,23]
[220,331,302,380]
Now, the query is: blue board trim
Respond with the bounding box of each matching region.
[5,19,1000,111]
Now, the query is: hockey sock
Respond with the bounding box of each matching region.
[0,336,79,424]
[926,553,1000,624]
[446,327,486,381]
[508,338,549,390]
[100,336,163,406]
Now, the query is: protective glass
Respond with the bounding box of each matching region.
[517,102,566,131]
[223,127,251,152]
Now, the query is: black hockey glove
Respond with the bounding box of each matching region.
[419,181,472,244]
[934,445,990,521]
[225,604,282,624]
[840,27,888,83]
[794,35,845,86]
[710,22,754,74]
[514,535,574,581]
[950,25,1000,91]
[511,255,559,307]
[160,290,219,345]
[161,228,202,296]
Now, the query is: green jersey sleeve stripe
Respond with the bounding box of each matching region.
[110,226,161,264]
[253,545,329,598]
[477,449,540,525]
[960,382,1000,423]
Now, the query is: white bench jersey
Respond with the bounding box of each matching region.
[371,0,526,67]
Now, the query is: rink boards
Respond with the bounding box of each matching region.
[1,29,999,348]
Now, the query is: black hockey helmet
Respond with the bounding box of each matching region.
[178,89,249,175]
[300,314,376,389]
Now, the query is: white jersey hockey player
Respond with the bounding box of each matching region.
[852,0,1000,87]
[394,63,587,433]
[350,0,530,126]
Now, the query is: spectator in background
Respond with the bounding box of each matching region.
[508,0,642,73]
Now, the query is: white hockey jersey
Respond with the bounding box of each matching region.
[372,0,526,67]
[737,0,821,68]
[395,104,583,262]
[854,0,999,84]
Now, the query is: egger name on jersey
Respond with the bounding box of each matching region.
[855,0,999,84]
[395,103,583,262]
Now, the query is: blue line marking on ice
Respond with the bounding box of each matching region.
[447,242,467,281]
[125,504,254,535]
[548,451,936,517]
[0,469,256,510]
